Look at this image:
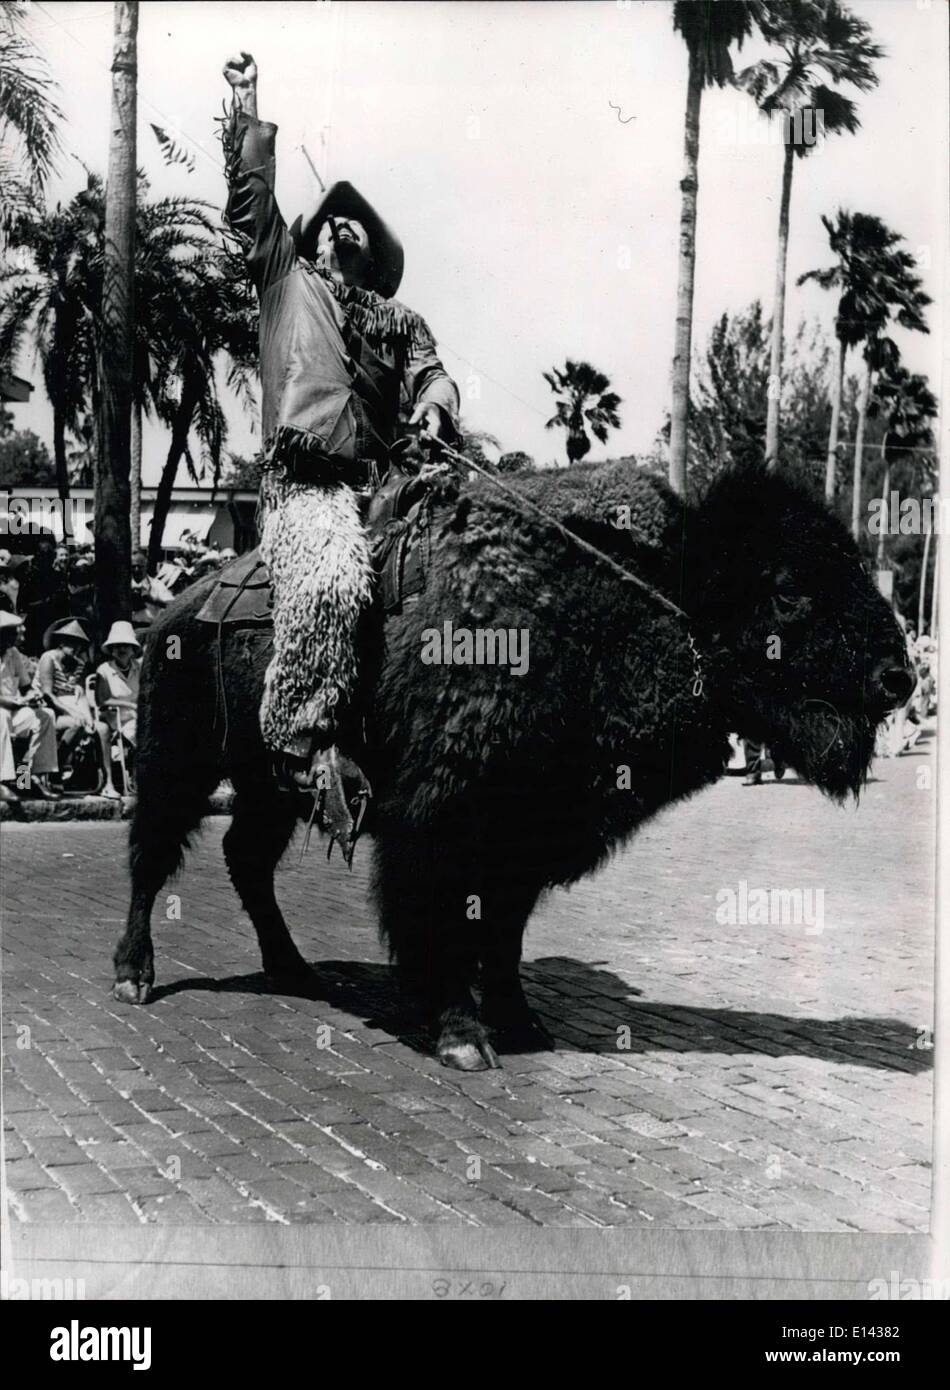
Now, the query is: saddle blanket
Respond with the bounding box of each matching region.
[195,482,431,629]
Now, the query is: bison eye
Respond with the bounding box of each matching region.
[773,591,809,619]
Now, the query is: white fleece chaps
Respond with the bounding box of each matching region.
[258,473,374,759]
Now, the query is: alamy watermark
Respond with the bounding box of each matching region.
[867,492,945,537]
[0,491,91,539]
[717,105,826,150]
[716,878,825,935]
[1,1270,87,1299]
[867,1272,949,1301]
[421,620,529,676]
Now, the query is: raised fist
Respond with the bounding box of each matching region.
[223,52,257,90]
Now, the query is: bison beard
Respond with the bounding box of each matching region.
[785,701,878,802]
[112,461,909,1069]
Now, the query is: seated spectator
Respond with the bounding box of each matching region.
[131,550,174,624]
[0,610,60,801]
[34,618,107,775]
[0,549,31,616]
[94,621,142,799]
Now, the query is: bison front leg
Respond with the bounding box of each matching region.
[113,831,176,1004]
[373,828,499,1071]
[479,881,554,1052]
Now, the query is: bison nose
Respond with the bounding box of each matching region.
[873,662,915,710]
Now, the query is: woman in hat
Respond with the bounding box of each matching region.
[34,618,105,774]
[220,51,460,850]
[94,621,142,799]
[0,610,60,801]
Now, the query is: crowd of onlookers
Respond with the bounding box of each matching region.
[875,624,938,759]
[0,538,235,804]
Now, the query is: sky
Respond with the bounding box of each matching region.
[9,0,949,484]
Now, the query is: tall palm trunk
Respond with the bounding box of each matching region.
[874,436,889,566]
[918,525,932,635]
[52,404,70,508]
[669,47,703,497]
[930,536,939,639]
[130,399,142,554]
[765,140,795,467]
[824,333,845,503]
[147,379,198,574]
[94,0,138,635]
[850,360,872,541]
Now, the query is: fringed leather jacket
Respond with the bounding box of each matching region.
[223,112,460,477]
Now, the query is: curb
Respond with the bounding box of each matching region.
[0,788,235,824]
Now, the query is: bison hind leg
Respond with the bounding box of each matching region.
[372,816,502,1071]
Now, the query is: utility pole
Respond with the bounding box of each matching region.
[95,0,137,634]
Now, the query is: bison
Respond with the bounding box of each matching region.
[112,461,913,1070]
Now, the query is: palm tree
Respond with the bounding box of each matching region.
[868,366,937,566]
[544,360,622,464]
[0,195,96,503]
[737,0,881,466]
[799,210,912,504]
[669,1,758,495]
[847,233,929,542]
[95,0,140,630]
[0,175,254,555]
[145,247,257,570]
[0,0,62,238]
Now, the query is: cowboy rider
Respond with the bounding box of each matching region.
[221,51,460,841]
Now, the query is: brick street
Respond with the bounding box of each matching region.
[2,732,935,1230]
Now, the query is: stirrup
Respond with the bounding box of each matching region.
[299,745,372,868]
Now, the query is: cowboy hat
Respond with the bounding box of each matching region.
[43,617,91,649]
[0,609,25,630]
[290,180,404,299]
[0,549,31,574]
[102,620,142,654]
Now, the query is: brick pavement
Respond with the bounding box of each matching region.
[1,731,935,1229]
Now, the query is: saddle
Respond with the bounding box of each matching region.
[195,468,433,631]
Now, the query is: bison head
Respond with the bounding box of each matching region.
[684,466,914,801]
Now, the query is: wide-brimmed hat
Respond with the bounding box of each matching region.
[102,620,142,654]
[290,180,404,299]
[43,616,91,649]
[0,549,31,574]
[0,609,25,630]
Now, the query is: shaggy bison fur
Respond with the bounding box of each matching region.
[113,461,913,1070]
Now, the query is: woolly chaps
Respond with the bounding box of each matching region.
[257,473,374,758]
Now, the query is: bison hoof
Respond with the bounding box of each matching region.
[113,978,152,1005]
[438,1020,501,1072]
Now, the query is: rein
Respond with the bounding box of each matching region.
[434,441,707,698]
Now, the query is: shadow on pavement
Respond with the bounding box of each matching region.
[146,953,932,1074]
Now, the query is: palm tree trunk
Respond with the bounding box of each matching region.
[669,47,703,498]
[919,524,932,635]
[147,383,197,573]
[94,0,138,635]
[130,399,142,554]
[824,333,845,504]
[930,535,939,639]
[52,404,70,508]
[765,140,795,467]
[875,437,889,567]
[850,360,872,541]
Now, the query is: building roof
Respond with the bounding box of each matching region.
[0,374,34,404]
